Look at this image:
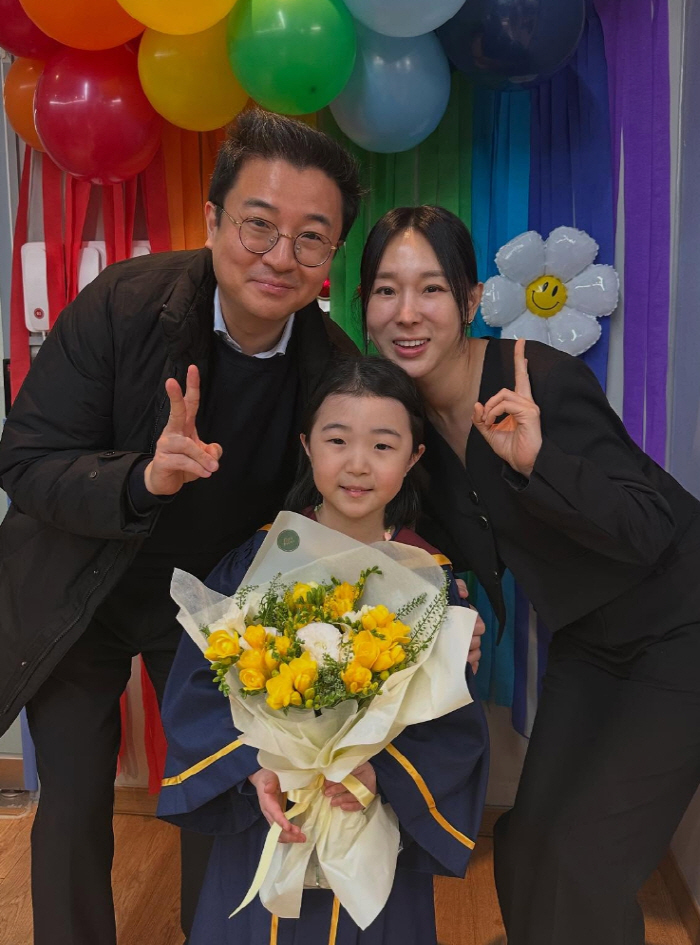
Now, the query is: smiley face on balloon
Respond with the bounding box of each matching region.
[481,226,619,357]
[526,275,567,317]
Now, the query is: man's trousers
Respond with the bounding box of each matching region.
[26,568,213,945]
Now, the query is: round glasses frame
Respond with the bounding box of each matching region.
[215,204,341,268]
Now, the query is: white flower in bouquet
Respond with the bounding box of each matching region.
[297,622,343,663]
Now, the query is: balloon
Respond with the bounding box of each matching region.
[0,0,62,58]
[3,57,44,151]
[139,20,248,131]
[19,0,144,50]
[437,0,585,91]
[343,0,465,39]
[330,24,451,154]
[117,0,236,35]
[35,46,162,184]
[227,0,356,115]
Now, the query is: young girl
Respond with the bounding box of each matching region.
[157,356,489,945]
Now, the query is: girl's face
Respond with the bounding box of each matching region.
[302,394,424,526]
[366,229,468,382]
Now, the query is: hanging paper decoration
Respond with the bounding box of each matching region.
[227,0,356,115]
[116,0,236,35]
[481,226,619,356]
[437,0,586,91]
[330,24,451,154]
[138,19,248,132]
[343,0,465,39]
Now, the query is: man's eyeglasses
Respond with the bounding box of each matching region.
[215,205,341,268]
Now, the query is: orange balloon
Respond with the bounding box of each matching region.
[3,57,44,151]
[18,0,143,50]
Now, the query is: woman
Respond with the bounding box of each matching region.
[361,205,700,945]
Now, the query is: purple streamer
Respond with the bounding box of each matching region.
[595,0,671,462]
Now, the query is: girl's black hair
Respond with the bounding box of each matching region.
[359,205,479,342]
[285,356,425,530]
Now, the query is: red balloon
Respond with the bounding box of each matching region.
[0,0,63,58]
[35,46,163,185]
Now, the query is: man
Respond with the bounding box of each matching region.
[0,110,362,945]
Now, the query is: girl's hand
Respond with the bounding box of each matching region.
[455,579,484,674]
[248,768,306,844]
[472,339,542,478]
[323,762,377,812]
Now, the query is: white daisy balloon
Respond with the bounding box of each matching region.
[481,226,619,356]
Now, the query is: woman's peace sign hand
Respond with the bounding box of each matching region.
[472,339,542,478]
[144,365,223,496]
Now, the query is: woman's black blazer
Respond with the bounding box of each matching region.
[420,339,700,644]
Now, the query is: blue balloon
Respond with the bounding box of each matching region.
[343,0,466,39]
[330,24,451,153]
[437,0,585,91]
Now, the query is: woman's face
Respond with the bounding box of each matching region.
[366,229,464,382]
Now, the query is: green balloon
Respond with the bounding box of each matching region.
[227,0,357,115]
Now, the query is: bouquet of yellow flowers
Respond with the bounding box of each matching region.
[201,564,445,714]
[170,512,476,930]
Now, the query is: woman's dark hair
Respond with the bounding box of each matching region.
[209,108,363,241]
[359,205,479,341]
[285,356,425,530]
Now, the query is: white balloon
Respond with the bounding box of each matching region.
[481,275,526,327]
[566,264,619,317]
[544,226,599,282]
[495,230,546,286]
[546,307,602,356]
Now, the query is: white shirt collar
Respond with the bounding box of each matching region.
[213,287,295,359]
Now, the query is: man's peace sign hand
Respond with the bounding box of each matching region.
[472,339,543,478]
[144,365,223,496]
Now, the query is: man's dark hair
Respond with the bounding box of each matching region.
[285,355,425,530]
[208,109,363,241]
[360,206,480,338]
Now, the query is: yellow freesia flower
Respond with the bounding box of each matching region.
[370,651,394,673]
[289,583,317,606]
[237,648,267,676]
[326,581,357,619]
[390,644,406,667]
[204,629,240,662]
[275,635,292,658]
[288,653,318,694]
[239,667,267,691]
[342,660,372,694]
[352,629,382,669]
[266,664,295,710]
[264,649,280,674]
[244,625,267,650]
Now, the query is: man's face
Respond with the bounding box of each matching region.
[205,157,344,329]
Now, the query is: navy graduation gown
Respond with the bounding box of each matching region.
[158,526,489,945]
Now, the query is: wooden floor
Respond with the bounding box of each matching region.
[0,809,694,945]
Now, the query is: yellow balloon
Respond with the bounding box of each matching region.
[118,0,236,34]
[138,19,248,132]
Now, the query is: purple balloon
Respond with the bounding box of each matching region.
[0,0,63,59]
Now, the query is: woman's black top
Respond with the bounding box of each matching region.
[420,339,700,644]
